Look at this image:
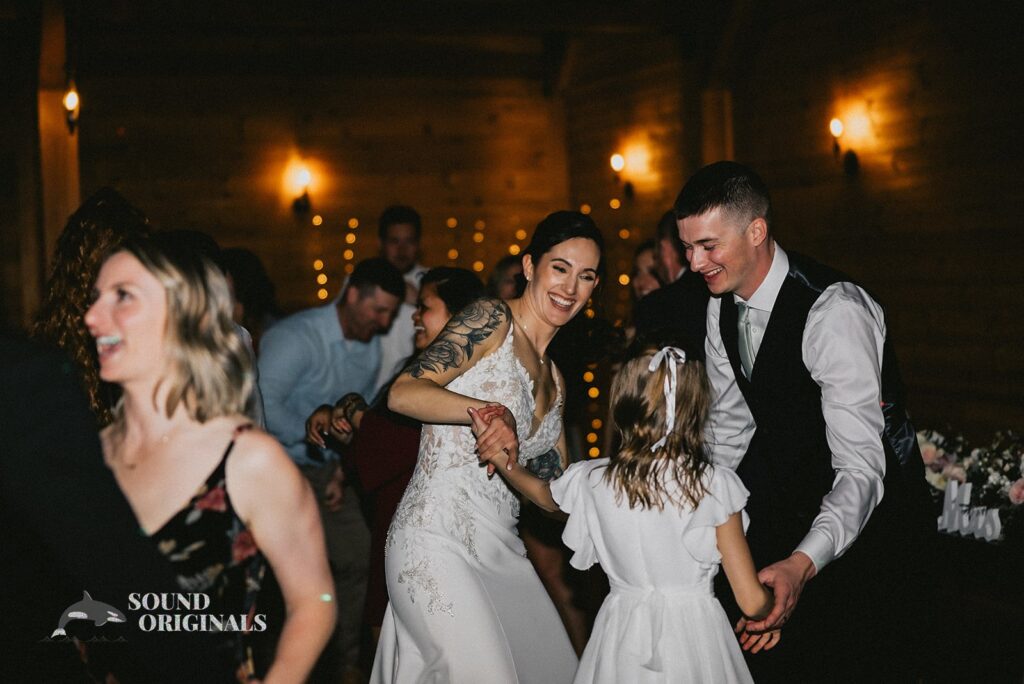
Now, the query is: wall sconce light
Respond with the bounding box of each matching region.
[291,165,312,217]
[63,82,80,134]
[609,153,635,201]
[829,117,860,176]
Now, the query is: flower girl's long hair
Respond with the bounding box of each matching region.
[604,335,711,510]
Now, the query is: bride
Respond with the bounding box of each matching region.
[372,211,604,683]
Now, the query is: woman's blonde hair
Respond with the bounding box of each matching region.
[111,234,253,423]
[604,337,711,510]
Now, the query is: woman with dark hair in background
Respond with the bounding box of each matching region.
[486,253,525,300]
[219,247,281,352]
[373,211,604,683]
[32,187,149,426]
[307,267,485,654]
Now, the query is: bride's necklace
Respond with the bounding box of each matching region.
[511,309,545,366]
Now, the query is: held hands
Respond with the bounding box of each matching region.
[305,403,361,449]
[305,404,336,448]
[468,405,518,477]
[745,552,816,632]
[734,617,781,653]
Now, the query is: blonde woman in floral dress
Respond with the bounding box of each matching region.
[86,234,334,682]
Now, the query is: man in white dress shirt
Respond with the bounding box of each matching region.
[373,205,429,393]
[676,161,928,681]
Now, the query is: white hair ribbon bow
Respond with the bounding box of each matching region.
[647,346,687,452]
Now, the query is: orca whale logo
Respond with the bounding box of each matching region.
[51,591,126,638]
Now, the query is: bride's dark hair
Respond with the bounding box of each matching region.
[523,211,605,280]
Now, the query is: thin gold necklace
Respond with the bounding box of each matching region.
[511,309,545,365]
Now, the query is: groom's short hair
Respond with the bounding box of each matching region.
[674,161,772,232]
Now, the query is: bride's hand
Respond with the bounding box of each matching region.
[468,405,518,475]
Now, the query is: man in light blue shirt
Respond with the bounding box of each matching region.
[258,257,404,681]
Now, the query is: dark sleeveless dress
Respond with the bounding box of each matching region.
[148,423,267,682]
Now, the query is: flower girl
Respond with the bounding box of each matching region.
[474,338,779,682]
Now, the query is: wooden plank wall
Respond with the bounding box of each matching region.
[77,46,569,312]
[0,2,43,326]
[729,1,1023,435]
[561,34,699,326]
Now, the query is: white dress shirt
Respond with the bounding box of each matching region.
[704,243,887,571]
[374,263,429,394]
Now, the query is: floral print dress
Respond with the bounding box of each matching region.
[149,423,266,682]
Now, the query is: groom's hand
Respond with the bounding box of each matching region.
[746,551,816,631]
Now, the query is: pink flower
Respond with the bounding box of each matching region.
[1009,479,1024,505]
[195,486,227,512]
[942,464,967,484]
[232,529,258,563]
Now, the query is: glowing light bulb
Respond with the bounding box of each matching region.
[348,218,359,229]
[312,214,323,226]
[313,259,324,271]
[508,244,521,255]
[515,229,527,240]
[589,447,600,458]
[609,198,621,210]
[829,118,844,138]
[618,274,630,286]
[580,204,591,215]
[472,261,484,272]
[317,288,329,300]
[63,88,79,112]
[610,153,625,172]
[448,249,459,260]
[343,249,354,260]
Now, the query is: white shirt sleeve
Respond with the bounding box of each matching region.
[704,297,757,469]
[795,282,887,571]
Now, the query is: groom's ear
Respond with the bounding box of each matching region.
[747,217,769,248]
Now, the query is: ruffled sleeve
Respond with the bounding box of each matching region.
[549,460,602,570]
[681,466,750,567]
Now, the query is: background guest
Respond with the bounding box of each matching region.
[220,246,281,352]
[374,205,431,392]
[487,254,526,300]
[260,257,404,683]
[31,187,149,426]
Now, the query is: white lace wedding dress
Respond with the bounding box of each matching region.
[371,325,578,683]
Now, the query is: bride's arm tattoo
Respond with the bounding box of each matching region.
[405,299,509,378]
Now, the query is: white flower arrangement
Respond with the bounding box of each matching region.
[917,429,1024,543]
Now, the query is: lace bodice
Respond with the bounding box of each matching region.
[387,324,563,614]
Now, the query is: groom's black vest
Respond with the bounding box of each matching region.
[719,251,927,566]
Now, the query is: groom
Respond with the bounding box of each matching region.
[675,162,929,681]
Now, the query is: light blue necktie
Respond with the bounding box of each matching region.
[737,302,755,378]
